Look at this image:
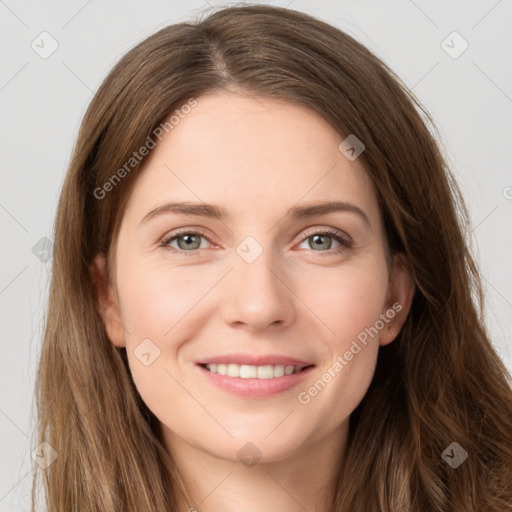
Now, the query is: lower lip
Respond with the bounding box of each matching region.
[197,364,315,399]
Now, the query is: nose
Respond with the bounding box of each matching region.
[220,247,296,333]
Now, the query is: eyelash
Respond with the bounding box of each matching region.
[160,228,353,256]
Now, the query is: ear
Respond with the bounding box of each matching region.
[89,253,127,348]
[379,253,415,346]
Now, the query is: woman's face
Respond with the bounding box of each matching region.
[94,90,414,465]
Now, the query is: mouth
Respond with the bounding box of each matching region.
[195,356,315,398]
[199,362,313,379]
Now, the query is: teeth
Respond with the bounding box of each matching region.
[240,365,257,378]
[205,363,303,378]
[227,364,239,377]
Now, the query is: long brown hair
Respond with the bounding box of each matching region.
[33,4,512,510]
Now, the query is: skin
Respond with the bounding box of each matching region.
[92,90,415,511]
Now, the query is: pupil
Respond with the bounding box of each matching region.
[179,234,200,250]
[311,234,331,251]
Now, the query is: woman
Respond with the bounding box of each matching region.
[33,4,512,511]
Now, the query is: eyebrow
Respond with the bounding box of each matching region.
[140,200,370,227]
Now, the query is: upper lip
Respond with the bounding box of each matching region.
[196,354,314,368]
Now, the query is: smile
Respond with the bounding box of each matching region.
[203,363,308,379]
[196,357,315,398]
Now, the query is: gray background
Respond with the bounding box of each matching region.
[1,0,511,509]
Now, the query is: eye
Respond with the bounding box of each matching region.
[297,228,353,254]
[161,230,212,254]
[160,227,353,256]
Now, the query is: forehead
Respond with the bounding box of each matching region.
[123,91,380,227]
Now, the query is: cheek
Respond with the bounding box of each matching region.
[293,261,389,345]
[117,259,205,426]
[116,258,210,341]
[292,267,387,434]
[116,259,220,399]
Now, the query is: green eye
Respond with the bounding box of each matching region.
[162,231,210,253]
[161,228,352,256]
[297,229,353,253]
